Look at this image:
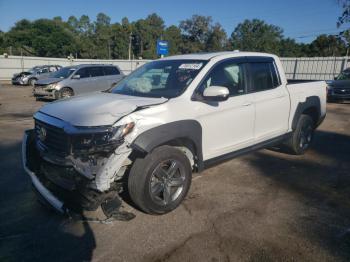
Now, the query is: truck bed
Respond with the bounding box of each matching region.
[286,80,327,130]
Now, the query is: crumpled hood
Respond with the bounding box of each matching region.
[36,77,62,85]
[39,92,167,126]
[14,71,31,77]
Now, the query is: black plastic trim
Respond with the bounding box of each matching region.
[131,120,203,170]
[202,132,292,170]
[291,96,321,130]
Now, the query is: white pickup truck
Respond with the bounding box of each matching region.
[22,51,327,217]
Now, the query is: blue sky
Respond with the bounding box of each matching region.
[0,0,346,43]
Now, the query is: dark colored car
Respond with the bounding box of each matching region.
[327,68,350,102]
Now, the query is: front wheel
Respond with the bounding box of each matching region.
[285,115,315,155]
[60,87,74,98]
[28,78,37,86]
[128,146,192,214]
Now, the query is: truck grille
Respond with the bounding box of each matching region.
[35,120,70,156]
[334,88,350,95]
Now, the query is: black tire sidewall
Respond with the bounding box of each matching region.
[29,78,36,86]
[61,87,73,98]
[128,146,192,214]
[293,115,314,154]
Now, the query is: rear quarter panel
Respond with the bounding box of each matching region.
[286,81,327,130]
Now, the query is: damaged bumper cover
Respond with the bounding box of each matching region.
[33,87,59,99]
[22,131,66,213]
[22,115,133,213]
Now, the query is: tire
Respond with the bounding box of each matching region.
[128,145,192,215]
[28,78,37,87]
[285,114,315,155]
[60,87,74,98]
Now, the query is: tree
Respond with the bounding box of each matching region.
[279,38,305,57]
[230,19,283,54]
[205,23,228,51]
[132,13,165,59]
[308,34,346,56]
[164,25,183,55]
[337,0,350,27]
[179,15,213,53]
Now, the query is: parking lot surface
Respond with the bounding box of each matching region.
[0,83,349,262]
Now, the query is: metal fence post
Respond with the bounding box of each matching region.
[292,59,298,80]
[341,57,346,72]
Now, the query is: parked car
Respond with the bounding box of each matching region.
[327,68,350,102]
[22,52,327,218]
[12,65,62,86]
[33,64,124,100]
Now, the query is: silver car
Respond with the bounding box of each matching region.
[12,65,62,86]
[33,64,124,100]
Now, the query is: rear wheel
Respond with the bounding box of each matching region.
[285,114,314,155]
[60,87,74,98]
[128,146,192,214]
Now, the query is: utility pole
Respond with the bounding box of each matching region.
[108,40,111,59]
[128,32,132,60]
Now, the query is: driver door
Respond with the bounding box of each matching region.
[194,59,255,160]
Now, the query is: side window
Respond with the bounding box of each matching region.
[89,67,105,77]
[104,66,120,75]
[40,68,49,74]
[249,62,280,92]
[76,68,90,78]
[201,61,245,96]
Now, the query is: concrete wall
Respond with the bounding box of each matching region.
[0,55,151,80]
[282,57,350,80]
[1,55,350,81]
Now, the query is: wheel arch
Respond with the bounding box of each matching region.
[60,86,74,94]
[130,120,203,172]
[292,96,321,129]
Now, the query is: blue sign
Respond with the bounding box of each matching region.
[157,40,169,56]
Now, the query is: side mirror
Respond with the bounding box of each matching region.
[72,74,80,80]
[203,86,229,101]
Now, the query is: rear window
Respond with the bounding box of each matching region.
[249,62,280,92]
[104,66,120,75]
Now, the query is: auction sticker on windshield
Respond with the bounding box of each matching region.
[179,63,203,70]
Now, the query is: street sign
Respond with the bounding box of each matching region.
[156,40,169,56]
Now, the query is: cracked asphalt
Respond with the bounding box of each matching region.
[0,83,349,262]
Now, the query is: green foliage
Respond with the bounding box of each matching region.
[231,19,283,53]
[0,13,348,59]
[308,34,346,56]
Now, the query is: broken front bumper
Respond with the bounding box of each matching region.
[33,87,58,99]
[22,130,66,213]
[22,128,131,214]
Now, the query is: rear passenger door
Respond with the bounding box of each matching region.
[103,66,123,90]
[247,57,290,142]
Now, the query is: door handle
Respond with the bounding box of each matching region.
[242,102,252,106]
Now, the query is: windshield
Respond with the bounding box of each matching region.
[28,66,40,73]
[51,67,76,79]
[110,59,207,98]
[336,70,350,80]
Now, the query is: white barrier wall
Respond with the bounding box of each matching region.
[282,57,350,80]
[0,55,151,80]
[1,55,349,81]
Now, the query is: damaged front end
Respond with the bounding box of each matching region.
[22,111,135,218]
